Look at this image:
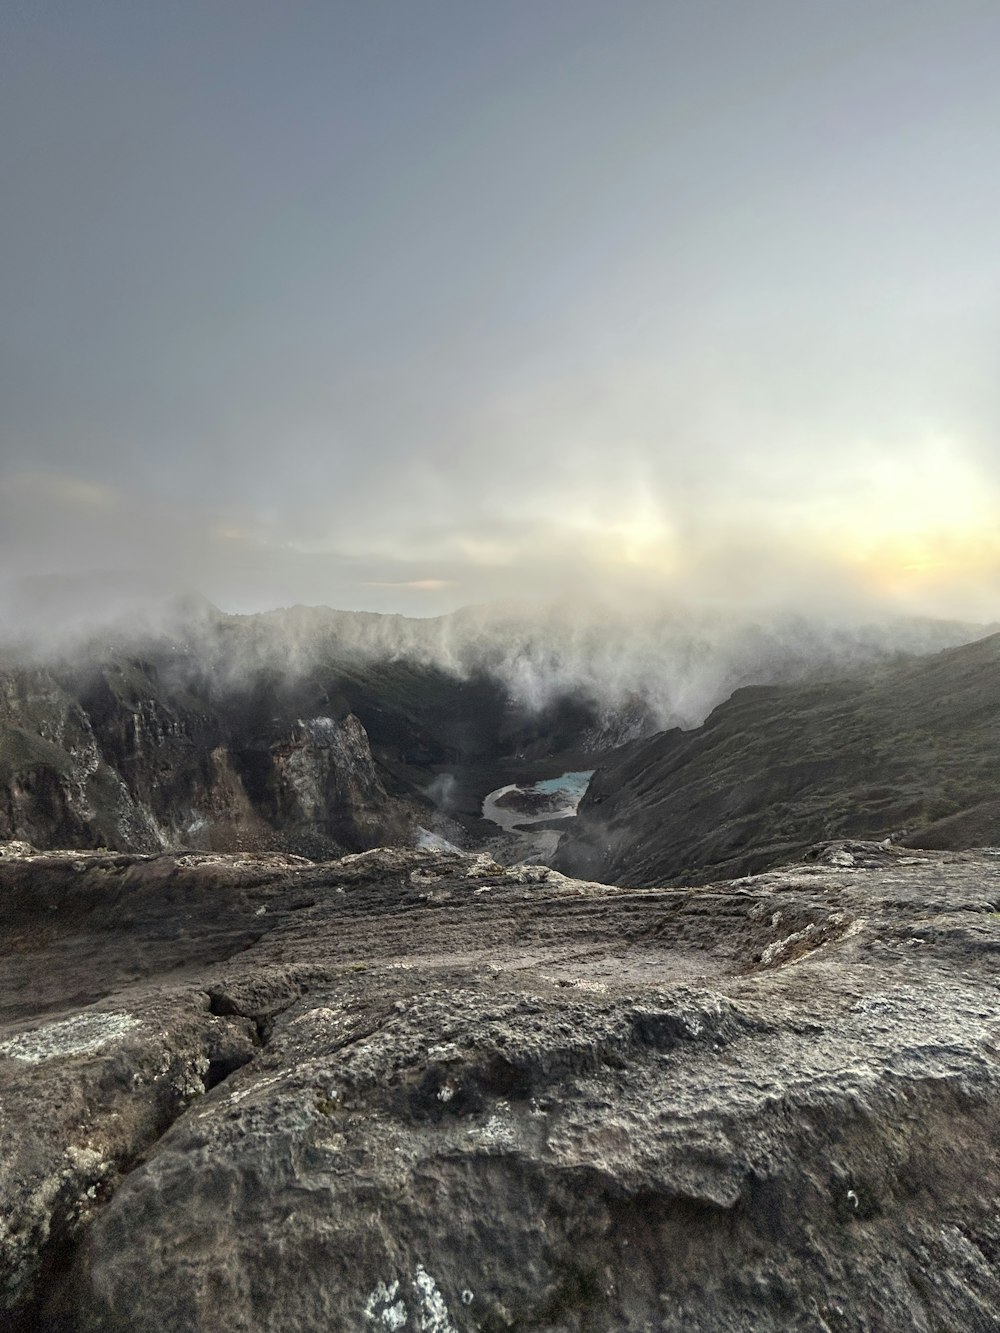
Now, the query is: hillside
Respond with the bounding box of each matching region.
[555,632,1000,886]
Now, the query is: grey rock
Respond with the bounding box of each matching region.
[1,840,1000,1329]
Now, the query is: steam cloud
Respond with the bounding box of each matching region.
[1,579,993,742]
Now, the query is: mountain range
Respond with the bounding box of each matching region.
[1,596,994,864]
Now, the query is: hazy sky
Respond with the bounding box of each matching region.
[2,0,999,620]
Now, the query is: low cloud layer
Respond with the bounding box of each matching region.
[2,423,998,630]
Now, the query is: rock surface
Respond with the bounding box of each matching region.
[2,839,1000,1329]
[556,632,1000,887]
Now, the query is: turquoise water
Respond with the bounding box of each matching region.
[533,771,594,798]
[482,771,595,832]
[481,769,596,859]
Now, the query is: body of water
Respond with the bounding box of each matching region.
[481,770,595,861]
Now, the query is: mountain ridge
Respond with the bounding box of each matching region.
[555,630,1000,886]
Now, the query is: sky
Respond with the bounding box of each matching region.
[2,0,999,622]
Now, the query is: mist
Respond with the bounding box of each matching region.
[1,575,993,750]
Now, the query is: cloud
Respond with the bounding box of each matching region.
[2,423,998,633]
[3,2,999,640]
[363,579,455,591]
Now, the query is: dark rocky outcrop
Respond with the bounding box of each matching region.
[0,654,401,858]
[3,839,1000,1329]
[0,667,162,852]
[0,629,498,857]
[555,632,1000,887]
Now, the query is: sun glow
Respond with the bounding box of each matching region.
[805,438,1000,615]
[847,531,1000,603]
[553,497,678,572]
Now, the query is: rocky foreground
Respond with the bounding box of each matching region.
[2,840,1000,1331]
